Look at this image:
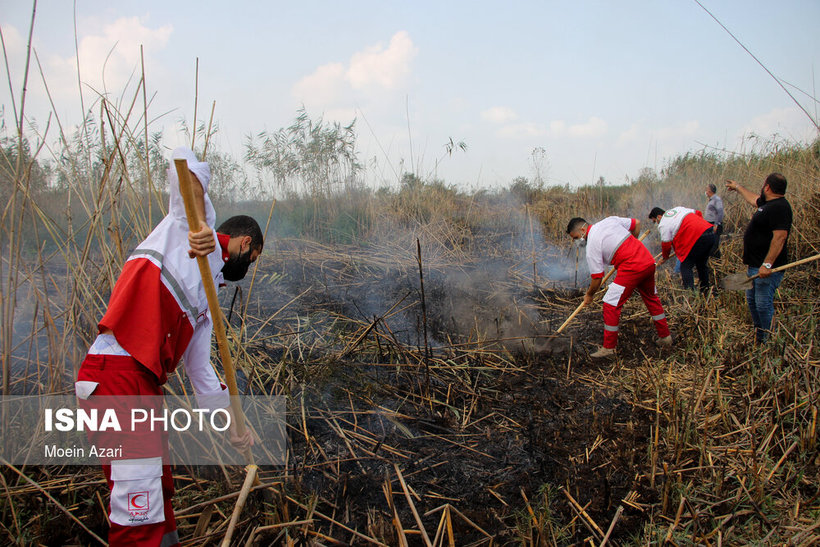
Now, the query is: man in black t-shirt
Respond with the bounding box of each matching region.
[725,173,792,343]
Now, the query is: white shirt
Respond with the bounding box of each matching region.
[585,216,635,277]
[656,207,695,243]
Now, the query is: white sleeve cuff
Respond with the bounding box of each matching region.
[195,383,230,411]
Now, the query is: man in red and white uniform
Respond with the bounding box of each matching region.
[648,206,715,293]
[566,216,672,358]
[75,147,263,546]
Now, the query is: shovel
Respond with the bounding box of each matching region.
[721,253,820,291]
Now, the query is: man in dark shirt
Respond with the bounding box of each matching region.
[725,173,792,343]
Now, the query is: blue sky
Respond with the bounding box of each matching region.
[1,1,818,189]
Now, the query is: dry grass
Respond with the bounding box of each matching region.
[1,25,818,542]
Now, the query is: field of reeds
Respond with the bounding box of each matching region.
[2,26,820,546]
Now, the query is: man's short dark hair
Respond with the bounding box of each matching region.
[765,172,787,195]
[649,207,665,219]
[707,183,717,194]
[217,215,264,251]
[566,217,587,234]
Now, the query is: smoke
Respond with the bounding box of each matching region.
[234,182,703,363]
[244,189,587,360]
[429,265,543,351]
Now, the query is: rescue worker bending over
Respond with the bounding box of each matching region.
[566,216,672,358]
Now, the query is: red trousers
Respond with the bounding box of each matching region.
[601,264,670,349]
[77,354,180,547]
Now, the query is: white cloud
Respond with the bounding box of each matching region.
[495,116,608,140]
[548,120,566,136]
[346,31,417,90]
[497,122,545,138]
[28,16,173,109]
[568,116,607,138]
[291,31,417,115]
[740,107,817,142]
[508,117,610,140]
[1,25,25,56]
[617,123,641,146]
[656,120,699,140]
[73,17,172,96]
[614,120,698,149]
[0,17,173,132]
[481,106,517,124]
[323,107,359,125]
[0,26,25,115]
[292,62,346,106]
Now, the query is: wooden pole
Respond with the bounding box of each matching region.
[202,100,216,160]
[191,58,199,149]
[220,464,258,547]
[416,239,431,398]
[527,205,538,288]
[766,252,820,273]
[174,159,255,468]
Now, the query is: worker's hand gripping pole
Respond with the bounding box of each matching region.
[174,159,255,467]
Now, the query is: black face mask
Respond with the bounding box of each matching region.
[222,248,253,281]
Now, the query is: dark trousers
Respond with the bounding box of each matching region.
[680,230,715,293]
[709,223,723,257]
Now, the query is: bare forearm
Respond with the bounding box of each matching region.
[587,277,603,297]
[191,176,207,224]
[763,231,787,265]
[725,179,758,207]
[186,173,215,257]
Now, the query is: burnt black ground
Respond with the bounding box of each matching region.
[213,241,674,544]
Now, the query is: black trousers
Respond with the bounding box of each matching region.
[709,223,722,257]
[680,230,716,293]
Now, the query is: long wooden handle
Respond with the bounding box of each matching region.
[174,159,254,466]
[557,228,651,334]
[637,228,650,242]
[770,253,820,274]
[745,253,820,281]
[557,301,586,333]
[221,464,258,547]
[653,250,675,262]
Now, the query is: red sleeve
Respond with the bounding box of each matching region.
[590,272,604,279]
[216,232,231,263]
[99,259,194,383]
[629,218,637,232]
[662,241,673,259]
[695,210,703,217]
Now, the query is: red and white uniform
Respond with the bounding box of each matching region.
[656,207,713,262]
[75,148,230,547]
[585,216,670,349]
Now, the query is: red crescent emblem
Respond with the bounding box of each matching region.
[128,492,149,511]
